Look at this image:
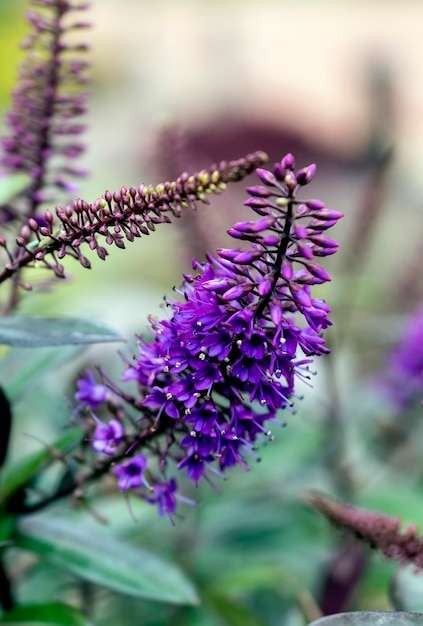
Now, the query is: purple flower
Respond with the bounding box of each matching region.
[114,454,148,491]
[177,451,213,485]
[75,370,107,409]
[127,155,342,486]
[143,386,180,419]
[146,479,178,517]
[92,419,124,455]
[77,154,343,510]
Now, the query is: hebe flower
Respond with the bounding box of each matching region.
[76,154,343,515]
[114,455,149,491]
[75,369,108,409]
[92,419,124,455]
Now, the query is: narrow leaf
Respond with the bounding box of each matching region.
[307,611,423,626]
[15,515,199,606]
[0,345,83,403]
[0,317,124,347]
[0,427,84,503]
[0,602,91,626]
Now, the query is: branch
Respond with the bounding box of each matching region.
[0,151,268,285]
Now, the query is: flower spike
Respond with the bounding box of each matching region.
[0,0,90,218]
[0,151,268,284]
[76,154,343,515]
[310,491,423,569]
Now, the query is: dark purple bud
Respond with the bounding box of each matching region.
[284,171,297,189]
[79,255,91,268]
[255,168,278,187]
[202,278,233,293]
[281,260,293,281]
[45,210,54,223]
[290,283,312,308]
[302,261,331,282]
[222,283,254,301]
[232,216,276,233]
[244,197,272,210]
[313,246,339,256]
[233,249,264,264]
[296,164,316,185]
[273,162,286,180]
[305,199,325,210]
[281,153,295,170]
[293,223,308,239]
[261,234,279,246]
[246,185,273,197]
[297,242,314,259]
[308,219,339,231]
[313,209,344,221]
[217,248,239,261]
[257,275,273,296]
[308,235,339,249]
[28,218,39,232]
[227,228,248,240]
[293,269,323,285]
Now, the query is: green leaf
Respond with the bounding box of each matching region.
[0,345,83,402]
[0,427,84,502]
[15,515,199,606]
[0,602,91,626]
[0,173,30,205]
[307,611,423,626]
[0,316,124,347]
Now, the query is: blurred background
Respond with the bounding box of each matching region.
[2,0,423,329]
[2,0,423,624]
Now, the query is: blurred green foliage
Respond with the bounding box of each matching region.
[0,1,27,108]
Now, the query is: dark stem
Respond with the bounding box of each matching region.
[4,5,66,315]
[255,199,294,320]
[14,415,176,515]
[27,4,65,219]
[0,555,15,612]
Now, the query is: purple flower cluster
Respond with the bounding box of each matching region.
[76,154,342,517]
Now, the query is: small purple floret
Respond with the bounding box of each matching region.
[75,370,107,409]
[92,419,124,455]
[114,454,148,491]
